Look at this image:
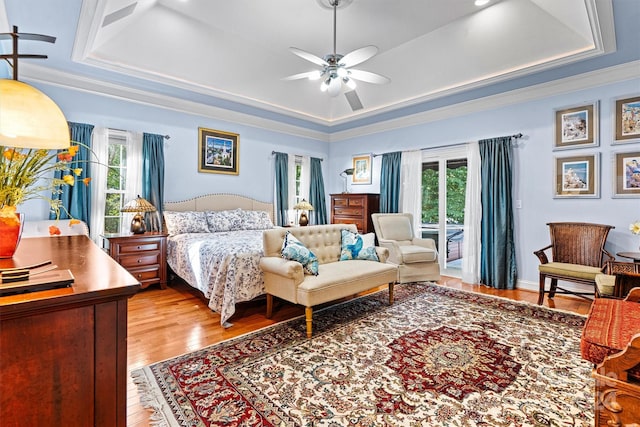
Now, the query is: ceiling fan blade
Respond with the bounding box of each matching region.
[282,71,322,81]
[348,69,391,85]
[340,45,378,68]
[328,78,341,97]
[289,47,328,67]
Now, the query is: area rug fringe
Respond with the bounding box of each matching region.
[131,366,178,427]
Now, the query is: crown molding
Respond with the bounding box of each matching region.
[328,60,640,142]
[19,64,330,142]
[18,60,639,144]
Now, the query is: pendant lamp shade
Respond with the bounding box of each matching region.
[0,79,70,149]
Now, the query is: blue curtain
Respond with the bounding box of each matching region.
[274,152,288,226]
[479,136,517,289]
[142,133,165,232]
[379,151,401,213]
[50,122,94,226]
[309,157,327,225]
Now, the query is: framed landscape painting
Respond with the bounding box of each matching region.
[614,95,640,143]
[612,150,640,198]
[553,102,598,150]
[352,154,372,185]
[553,153,600,198]
[198,127,239,175]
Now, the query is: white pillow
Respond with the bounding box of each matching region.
[163,211,209,235]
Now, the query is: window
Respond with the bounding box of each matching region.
[294,156,302,206]
[104,132,128,234]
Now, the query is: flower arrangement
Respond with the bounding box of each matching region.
[0,144,91,231]
[630,221,640,235]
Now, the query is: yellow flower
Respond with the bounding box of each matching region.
[630,221,640,235]
[0,143,93,220]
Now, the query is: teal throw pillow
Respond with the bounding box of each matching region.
[340,229,379,261]
[281,231,319,276]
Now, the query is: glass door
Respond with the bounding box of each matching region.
[421,149,467,275]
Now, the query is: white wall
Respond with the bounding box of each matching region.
[328,78,640,288]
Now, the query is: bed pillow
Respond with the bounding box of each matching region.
[340,229,379,261]
[163,211,209,235]
[241,210,274,230]
[206,209,244,232]
[281,232,319,276]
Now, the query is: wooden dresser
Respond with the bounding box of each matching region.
[0,236,140,427]
[102,232,168,289]
[330,193,380,234]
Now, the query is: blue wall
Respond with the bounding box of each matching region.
[19,76,640,289]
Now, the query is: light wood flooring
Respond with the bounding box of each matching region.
[126,276,592,426]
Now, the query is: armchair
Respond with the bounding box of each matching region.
[534,222,614,305]
[371,213,440,283]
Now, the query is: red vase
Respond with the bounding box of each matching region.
[0,212,24,258]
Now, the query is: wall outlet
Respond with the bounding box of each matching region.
[515,200,522,209]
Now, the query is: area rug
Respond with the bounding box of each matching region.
[132,283,594,426]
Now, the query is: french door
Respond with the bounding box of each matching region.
[421,147,467,276]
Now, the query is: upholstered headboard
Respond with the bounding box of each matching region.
[163,193,275,224]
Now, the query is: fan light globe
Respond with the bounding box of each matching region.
[0,79,70,149]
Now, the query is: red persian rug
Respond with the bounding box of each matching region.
[132,283,594,426]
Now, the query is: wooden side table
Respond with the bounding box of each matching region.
[102,232,168,289]
[617,252,640,262]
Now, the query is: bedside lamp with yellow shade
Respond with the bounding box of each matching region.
[121,196,157,234]
[293,199,314,226]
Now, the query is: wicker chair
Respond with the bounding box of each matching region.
[596,260,640,299]
[534,222,614,305]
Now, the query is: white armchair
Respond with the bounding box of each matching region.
[371,213,440,283]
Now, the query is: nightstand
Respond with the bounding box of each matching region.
[102,232,168,289]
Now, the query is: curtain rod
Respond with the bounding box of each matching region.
[271,151,323,161]
[110,127,170,139]
[372,133,523,157]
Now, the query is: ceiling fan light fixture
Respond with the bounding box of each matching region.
[308,70,323,80]
[320,79,330,92]
[337,67,348,78]
[344,77,356,89]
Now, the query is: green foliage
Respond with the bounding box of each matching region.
[421,164,467,225]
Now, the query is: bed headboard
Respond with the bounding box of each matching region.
[164,193,275,223]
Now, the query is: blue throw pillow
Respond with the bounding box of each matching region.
[340,229,379,261]
[281,232,319,276]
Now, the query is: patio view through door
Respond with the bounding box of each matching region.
[421,148,467,276]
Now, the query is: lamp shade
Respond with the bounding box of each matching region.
[0,79,70,149]
[293,200,314,211]
[121,196,157,213]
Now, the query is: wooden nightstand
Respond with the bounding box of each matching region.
[102,232,168,289]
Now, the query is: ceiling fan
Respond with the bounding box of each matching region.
[283,0,390,110]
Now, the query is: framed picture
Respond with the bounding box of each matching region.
[612,150,640,198]
[553,153,600,198]
[352,154,372,185]
[198,127,239,175]
[614,95,640,143]
[553,101,599,150]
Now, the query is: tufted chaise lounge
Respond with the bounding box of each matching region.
[260,224,398,338]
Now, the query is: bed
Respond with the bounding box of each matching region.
[163,194,276,327]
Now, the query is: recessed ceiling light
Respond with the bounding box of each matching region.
[475,0,490,6]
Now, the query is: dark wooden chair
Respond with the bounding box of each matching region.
[534,222,614,305]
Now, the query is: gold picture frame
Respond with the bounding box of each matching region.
[352,154,372,184]
[553,102,599,150]
[198,127,239,175]
[612,150,640,198]
[553,153,600,198]
[614,95,640,144]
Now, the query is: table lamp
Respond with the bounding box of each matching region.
[293,199,314,226]
[121,196,157,234]
[340,168,354,193]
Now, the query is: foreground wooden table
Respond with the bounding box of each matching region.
[0,235,140,427]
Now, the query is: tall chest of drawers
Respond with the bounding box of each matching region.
[330,193,380,234]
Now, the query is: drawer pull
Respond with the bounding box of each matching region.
[137,259,142,263]
[137,274,142,278]
[137,246,142,250]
